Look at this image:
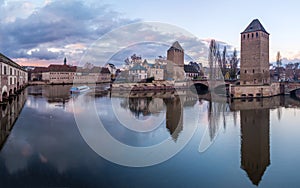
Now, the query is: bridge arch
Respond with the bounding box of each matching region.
[290,88,300,98]
[2,85,8,100]
[191,83,209,94]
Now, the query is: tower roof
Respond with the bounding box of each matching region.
[168,41,184,51]
[241,19,269,34]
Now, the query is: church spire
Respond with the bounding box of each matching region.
[64,57,67,65]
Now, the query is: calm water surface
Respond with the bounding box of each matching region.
[0,85,300,187]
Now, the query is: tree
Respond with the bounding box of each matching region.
[221,46,227,75]
[276,51,282,81]
[229,48,239,79]
[208,40,222,80]
[276,51,282,68]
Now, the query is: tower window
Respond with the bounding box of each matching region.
[243,35,245,39]
[252,33,254,38]
[253,69,255,73]
[245,70,247,73]
[256,32,259,37]
[247,34,249,38]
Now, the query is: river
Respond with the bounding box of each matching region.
[0,85,300,187]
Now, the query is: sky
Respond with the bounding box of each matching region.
[1,0,300,67]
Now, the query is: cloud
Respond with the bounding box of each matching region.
[0,1,234,67]
[80,22,236,68]
[0,0,138,65]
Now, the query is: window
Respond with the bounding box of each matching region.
[10,77,12,85]
[244,70,247,73]
[247,34,249,38]
[10,68,12,75]
[256,32,259,37]
[243,35,245,39]
[253,69,255,73]
[251,33,254,38]
[4,66,6,75]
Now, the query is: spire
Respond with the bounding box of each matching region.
[241,19,269,34]
[64,57,67,65]
[168,41,184,51]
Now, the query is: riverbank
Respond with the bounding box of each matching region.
[28,81,111,85]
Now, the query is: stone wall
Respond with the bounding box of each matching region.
[230,83,282,98]
[240,31,270,85]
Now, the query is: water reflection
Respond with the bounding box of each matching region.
[2,86,300,187]
[240,108,270,185]
[116,91,198,141]
[0,91,27,149]
[164,96,183,141]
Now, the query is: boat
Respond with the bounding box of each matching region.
[70,85,90,93]
[104,85,111,91]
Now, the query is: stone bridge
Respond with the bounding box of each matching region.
[189,79,237,92]
[283,82,300,94]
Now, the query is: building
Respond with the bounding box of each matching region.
[230,19,281,98]
[105,63,117,80]
[0,53,28,101]
[184,64,202,79]
[128,64,147,82]
[30,67,48,81]
[240,19,270,85]
[167,41,184,67]
[42,64,77,84]
[34,60,111,84]
[148,62,164,80]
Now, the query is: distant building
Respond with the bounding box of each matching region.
[167,41,184,67]
[184,62,203,79]
[31,60,111,84]
[42,64,77,84]
[30,67,48,81]
[129,64,147,82]
[0,53,28,101]
[148,62,164,80]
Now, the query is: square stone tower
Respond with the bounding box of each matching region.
[240,19,270,86]
[167,41,184,67]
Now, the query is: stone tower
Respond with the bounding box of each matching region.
[240,19,270,85]
[167,41,184,66]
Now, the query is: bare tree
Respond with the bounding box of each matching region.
[221,46,227,76]
[276,51,282,81]
[229,48,239,79]
[276,51,282,68]
[208,40,223,80]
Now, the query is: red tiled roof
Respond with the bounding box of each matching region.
[32,67,48,73]
[48,64,77,72]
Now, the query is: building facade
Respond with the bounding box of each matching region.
[240,19,270,85]
[0,53,28,102]
[230,19,281,98]
[128,64,147,82]
[149,62,164,80]
[167,41,184,67]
